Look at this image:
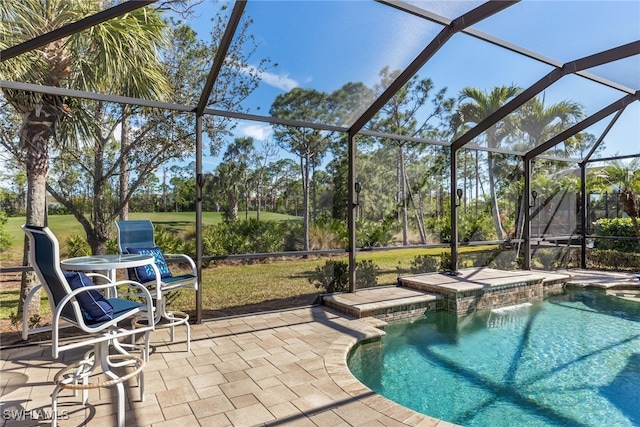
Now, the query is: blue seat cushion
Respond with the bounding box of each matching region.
[63,271,114,323]
[162,274,196,284]
[84,298,145,328]
[108,298,144,317]
[125,246,173,283]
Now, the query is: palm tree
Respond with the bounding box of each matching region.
[0,0,169,316]
[519,96,584,153]
[452,85,521,240]
[591,159,640,237]
[513,96,585,243]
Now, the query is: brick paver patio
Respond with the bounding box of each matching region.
[1,305,452,426]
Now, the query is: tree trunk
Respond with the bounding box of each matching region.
[398,144,408,246]
[245,175,249,220]
[256,178,262,221]
[19,110,56,318]
[302,153,310,251]
[119,106,130,220]
[487,152,504,240]
[620,190,640,237]
[405,173,426,244]
[227,188,239,221]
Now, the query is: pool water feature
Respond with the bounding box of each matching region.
[348,289,640,427]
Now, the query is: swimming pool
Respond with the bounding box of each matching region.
[348,289,640,427]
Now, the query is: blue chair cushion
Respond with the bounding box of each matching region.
[162,274,196,284]
[83,298,145,328]
[62,271,114,323]
[125,246,173,283]
[108,298,144,317]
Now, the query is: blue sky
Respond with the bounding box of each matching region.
[180,0,638,170]
[0,1,637,191]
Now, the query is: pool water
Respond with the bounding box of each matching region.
[348,289,640,427]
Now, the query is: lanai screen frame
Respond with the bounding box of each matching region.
[2,0,638,323]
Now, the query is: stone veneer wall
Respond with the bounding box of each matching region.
[402,276,570,316]
[370,300,440,323]
[339,276,570,322]
[451,281,544,315]
[542,278,566,296]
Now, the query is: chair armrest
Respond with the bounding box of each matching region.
[51,280,155,359]
[84,272,113,282]
[54,280,155,334]
[164,253,197,273]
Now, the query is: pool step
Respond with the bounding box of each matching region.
[321,286,441,320]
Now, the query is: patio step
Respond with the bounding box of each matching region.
[321,286,441,320]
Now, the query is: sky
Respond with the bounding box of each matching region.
[1,1,638,189]
[178,0,639,173]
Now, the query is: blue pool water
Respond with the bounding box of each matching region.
[348,289,640,427]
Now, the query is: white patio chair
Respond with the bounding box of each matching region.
[115,219,197,351]
[22,225,154,427]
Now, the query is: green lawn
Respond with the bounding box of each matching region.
[1,211,297,263]
[0,212,496,329]
[1,244,494,322]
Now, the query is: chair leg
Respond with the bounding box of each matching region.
[144,330,150,363]
[114,381,126,427]
[139,360,145,402]
[111,332,149,401]
[97,341,125,427]
[51,335,146,427]
[79,349,95,405]
[186,321,191,353]
[51,385,62,427]
[157,298,191,352]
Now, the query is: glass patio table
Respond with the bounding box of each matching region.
[61,254,159,298]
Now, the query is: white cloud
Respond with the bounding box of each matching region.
[239,123,273,141]
[242,65,300,92]
[260,70,300,92]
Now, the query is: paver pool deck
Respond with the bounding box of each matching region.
[1,300,452,427]
[2,268,637,426]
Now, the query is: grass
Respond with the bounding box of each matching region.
[0,212,497,331]
[1,246,496,320]
[1,211,297,263]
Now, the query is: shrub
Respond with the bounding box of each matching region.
[65,234,91,257]
[309,259,380,293]
[310,260,349,293]
[589,249,640,271]
[423,214,451,243]
[155,228,189,255]
[201,219,287,256]
[460,249,502,268]
[0,211,11,251]
[532,248,559,270]
[458,212,495,242]
[47,203,69,215]
[106,237,119,255]
[408,252,454,272]
[409,255,439,274]
[201,224,227,257]
[487,251,519,270]
[356,259,379,289]
[593,218,639,252]
[356,218,394,248]
[283,221,304,251]
[310,217,347,250]
[439,251,452,271]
